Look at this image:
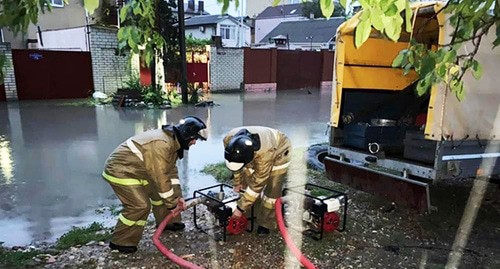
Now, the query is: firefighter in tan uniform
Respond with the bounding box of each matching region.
[103,116,207,253]
[223,126,292,234]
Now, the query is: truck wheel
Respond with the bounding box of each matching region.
[306,144,328,171]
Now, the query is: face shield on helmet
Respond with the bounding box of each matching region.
[224,131,260,172]
[174,116,207,149]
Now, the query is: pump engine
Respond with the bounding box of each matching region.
[282,183,347,240]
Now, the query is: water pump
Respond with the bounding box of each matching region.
[192,184,254,241]
[282,183,347,240]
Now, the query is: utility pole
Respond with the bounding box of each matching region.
[239,0,244,47]
[178,0,189,103]
[151,0,159,88]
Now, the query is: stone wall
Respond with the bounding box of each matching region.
[0,43,18,100]
[209,47,244,91]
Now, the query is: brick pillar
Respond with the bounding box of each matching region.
[209,47,244,91]
[89,26,131,94]
[0,43,18,101]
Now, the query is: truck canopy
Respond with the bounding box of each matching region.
[331,1,500,141]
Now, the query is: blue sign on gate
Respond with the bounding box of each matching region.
[29,53,43,60]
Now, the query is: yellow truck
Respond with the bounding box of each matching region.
[323,2,499,212]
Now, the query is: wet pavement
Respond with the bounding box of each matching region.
[0,89,331,246]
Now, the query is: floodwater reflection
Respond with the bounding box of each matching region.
[0,136,14,185]
[0,89,331,246]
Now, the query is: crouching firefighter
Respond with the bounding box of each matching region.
[102,116,207,253]
[223,126,292,234]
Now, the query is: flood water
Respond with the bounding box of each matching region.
[0,89,331,246]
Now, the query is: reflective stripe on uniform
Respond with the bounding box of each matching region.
[243,188,260,202]
[127,139,144,161]
[159,189,174,199]
[247,161,290,174]
[262,195,277,209]
[171,178,180,185]
[102,171,148,186]
[272,161,290,171]
[119,213,147,226]
[150,199,164,206]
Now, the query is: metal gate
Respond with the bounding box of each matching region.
[276,50,322,90]
[0,84,5,101]
[12,50,93,100]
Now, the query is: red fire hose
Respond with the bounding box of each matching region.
[152,207,203,269]
[154,198,317,269]
[275,197,317,269]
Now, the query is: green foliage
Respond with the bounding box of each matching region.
[244,0,498,99]
[142,84,167,106]
[301,0,345,19]
[156,0,181,81]
[123,74,143,92]
[309,187,332,197]
[84,0,100,14]
[320,0,336,18]
[0,0,51,35]
[167,90,183,106]
[187,83,200,104]
[217,0,232,14]
[0,247,42,268]
[165,83,203,106]
[201,162,233,184]
[186,34,211,50]
[0,0,51,81]
[123,75,171,107]
[0,53,6,82]
[55,222,111,250]
[355,0,410,46]
[118,0,168,66]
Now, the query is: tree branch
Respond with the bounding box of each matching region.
[415,0,453,37]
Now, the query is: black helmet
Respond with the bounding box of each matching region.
[224,129,260,172]
[172,116,207,150]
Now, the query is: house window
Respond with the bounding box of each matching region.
[50,0,64,7]
[220,24,235,40]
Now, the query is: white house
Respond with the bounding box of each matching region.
[184,15,251,47]
[254,3,308,45]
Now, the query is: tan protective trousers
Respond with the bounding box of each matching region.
[240,170,290,230]
[108,182,181,247]
[251,172,287,230]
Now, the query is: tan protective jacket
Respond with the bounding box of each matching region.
[103,128,182,209]
[223,126,291,212]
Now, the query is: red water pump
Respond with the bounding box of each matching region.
[192,184,254,241]
[282,183,347,240]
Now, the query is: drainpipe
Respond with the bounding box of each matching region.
[85,10,91,52]
[37,26,44,48]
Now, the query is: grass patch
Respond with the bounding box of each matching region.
[55,222,111,250]
[0,248,41,268]
[200,162,232,184]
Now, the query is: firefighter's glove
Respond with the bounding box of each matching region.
[231,207,243,218]
[233,184,242,193]
[175,198,186,211]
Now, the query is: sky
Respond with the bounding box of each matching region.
[202,0,240,16]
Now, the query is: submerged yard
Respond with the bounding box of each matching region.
[1,90,499,268]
